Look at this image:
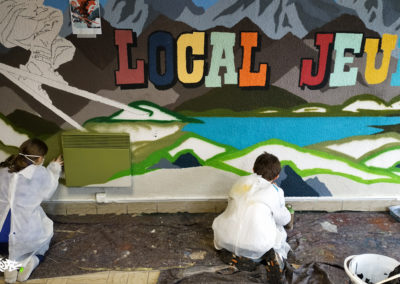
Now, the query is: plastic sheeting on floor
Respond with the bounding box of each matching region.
[157,261,346,283]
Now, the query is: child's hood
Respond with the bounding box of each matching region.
[229,174,273,199]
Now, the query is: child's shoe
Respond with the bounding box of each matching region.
[264,249,284,283]
[217,249,258,271]
[17,255,40,282]
[4,269,18,283]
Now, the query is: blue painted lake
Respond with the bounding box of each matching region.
[183,117,400,149]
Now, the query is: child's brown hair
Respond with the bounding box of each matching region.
[0,138,48,173]
[253,152,281,181]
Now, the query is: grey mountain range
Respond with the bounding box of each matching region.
[59,0,400,39]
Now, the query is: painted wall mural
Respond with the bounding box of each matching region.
[1,0,400,200]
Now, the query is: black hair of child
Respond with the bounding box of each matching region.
[253,152,281,181]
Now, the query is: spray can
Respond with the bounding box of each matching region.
[285,204,295,230]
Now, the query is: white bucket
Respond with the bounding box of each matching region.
[344,254,400,284]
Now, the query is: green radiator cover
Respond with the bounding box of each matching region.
[61,132,131,187]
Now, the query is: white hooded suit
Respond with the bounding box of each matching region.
[212,174,291,260]
[0,162,61,266]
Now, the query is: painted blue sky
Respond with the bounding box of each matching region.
[44,0,217,10]
[192,0,218,9]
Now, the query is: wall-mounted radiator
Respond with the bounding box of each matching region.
[61,132,132,187]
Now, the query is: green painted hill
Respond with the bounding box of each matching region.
[84,100,202,124]
[174,85,307,113]
[6,109,60,138]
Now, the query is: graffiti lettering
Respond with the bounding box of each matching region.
[364,34,397,85]
[114,29,145,86]
[178,32,205,85]
[300,32,399,89]
[205,32,237,87]
[115,29,400,90]
[299,33,334,89]
[115,30,268,89]
[239,32,268,87]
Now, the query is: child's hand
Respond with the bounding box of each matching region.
[54,155,63,165]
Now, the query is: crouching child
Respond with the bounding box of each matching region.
[212,152,291,283]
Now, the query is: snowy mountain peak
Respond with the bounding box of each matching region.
[98,0,399,39]
[85,101,201,123]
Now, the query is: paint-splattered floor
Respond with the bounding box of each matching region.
[27,211,400,283]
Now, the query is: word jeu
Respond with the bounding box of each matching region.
[300,33,399,89]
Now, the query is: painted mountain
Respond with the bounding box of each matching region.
[276,165,331,197]
[97,0,400,39]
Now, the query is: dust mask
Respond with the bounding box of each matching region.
[19,153,43,165]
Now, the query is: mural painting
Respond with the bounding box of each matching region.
[0,0,400,201]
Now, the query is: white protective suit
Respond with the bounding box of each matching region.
[212,174,291,260]
[0,162,61,266]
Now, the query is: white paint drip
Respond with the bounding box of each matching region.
[320,221,338,233]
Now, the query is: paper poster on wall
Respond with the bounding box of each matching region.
[69,0,102,36]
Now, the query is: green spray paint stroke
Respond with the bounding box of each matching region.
[307,132,400,162]
[84,100,202,125]
[130,132,236,176]
[361,146,400,168]
[208,139,400,184]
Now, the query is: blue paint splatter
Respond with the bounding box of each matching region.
[192,0,218,9]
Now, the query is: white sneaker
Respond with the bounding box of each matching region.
[17,256,40,282]
[4,269,18,283]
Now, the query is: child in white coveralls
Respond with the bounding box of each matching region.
[0,138,63,283]
[212,152,291,282]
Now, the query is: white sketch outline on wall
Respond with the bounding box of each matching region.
[0,0,143,130]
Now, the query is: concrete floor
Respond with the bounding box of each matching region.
[0,211,399,283]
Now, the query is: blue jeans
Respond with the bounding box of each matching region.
[0,210,11,243]
[0,211,44,263]
[0,210,11,255]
